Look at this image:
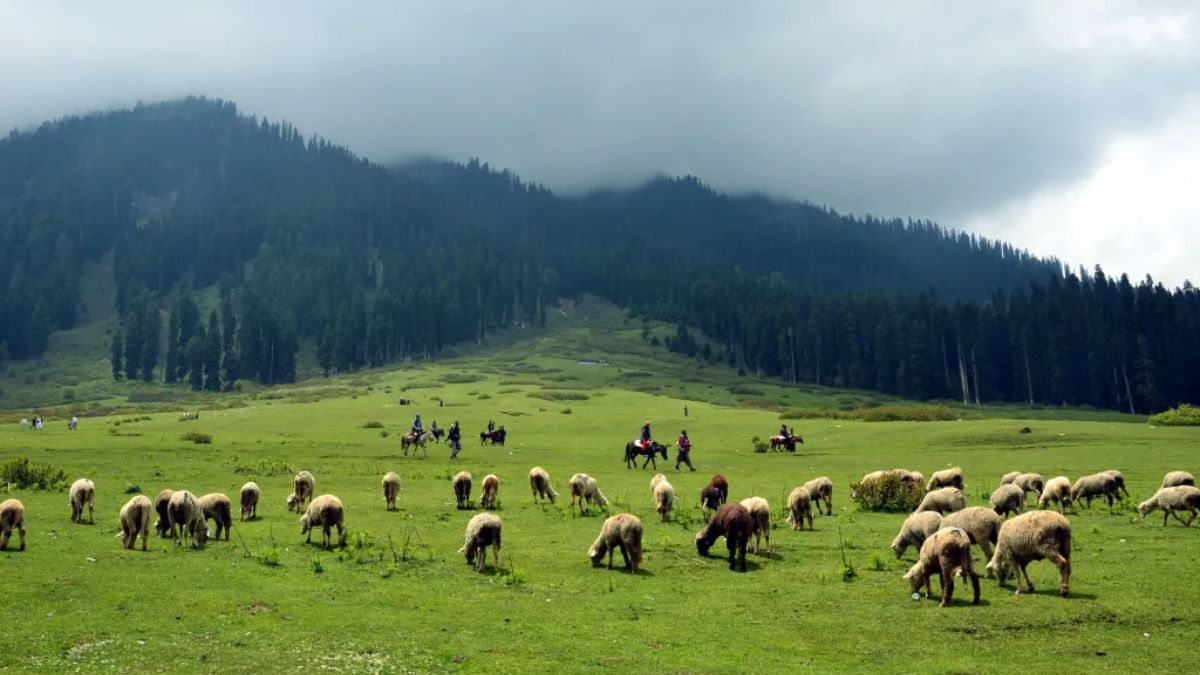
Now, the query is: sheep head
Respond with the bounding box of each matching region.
[902,562,925,594]
[588,544,607,567]
[1137,499,1154,516]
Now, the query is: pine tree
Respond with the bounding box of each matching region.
[110,330,124,381]
[204,310,222,391]
[185,329,206,391]
[164,299,180,384]
[26,298,52,357]
[140,301,160,383]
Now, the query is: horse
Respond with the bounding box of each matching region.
[401,430,436,457]
[68,416,78,431]
[624,441,669,470]
[769,434,804,452]
[430,427,445,442]
[479,427,507,446]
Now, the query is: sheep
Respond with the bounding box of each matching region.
[706,474,729,504]
[458,512,502,572]
[288,471,316,513]
[118,495,152,551]
[803,476,833,515]
[786,486,814,530]
[915,487,966,515]
[69,478,96,524]
[699,485,722,513]
[986,510,1071,596]
[239,481,260,521]
[740,497,772,556]
[895,469,925,488]
[300,494,345,549]
[167,490,210,548]
[990,484,1026,518]
[1101,470,1130,499]
[941,507,1003,575]
[154,489,175,537]
[528,467,558,504]
[653,478,675,522]
[568,473,608,515]
[1012,473,1045,500]
[382,472,401,511]
[1000,471,1021,486]
[1162,471,1196,489]
[650,473,668,491]
[903,527,980,607]
[452,471,473,509]
[891,511,943,559]
[197,493,233,541]
[854,469,922,499]
[0,499,26,551]
[1038,476,1073,512]
[588,513,643,572]
[1071,473,1119,509]
[695,503,752,572]
[1138,486,1200,527]
[856,470,887,497]
[926,467,964,491]
[481,474,500,510]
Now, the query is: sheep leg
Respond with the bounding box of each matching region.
[618,544,631,570]
[1170,510,1190,527]
[88,502,94,524]
[1185,509,1198,527]
[1018,563,1034,593]
[140,526,148,551]
[1164,511,1170,527]
[1045,552,1070,596]
[938,562,954,607]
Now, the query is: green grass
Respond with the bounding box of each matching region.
[0,297,1196,672]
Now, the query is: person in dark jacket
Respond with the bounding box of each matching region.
[676,430,695,471]
[640,421,653,449]
[448,421,462,459]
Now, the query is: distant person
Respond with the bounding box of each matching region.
[676,430,695,472]
[778,424,790,441]
[411,414,423,437]
[684,405,688,417]
[448,421,462,459]
[487,420,495,434]
[19,417,28,430]
[439,399,443,408]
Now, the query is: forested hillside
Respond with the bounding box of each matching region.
[0,97,1195,412]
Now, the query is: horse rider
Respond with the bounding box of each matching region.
[640,421,653,449]
[676,429,695,471]
[412,414,423,438]
[448,421,462,459]
[487,419,496,438]
[778,423,790,442]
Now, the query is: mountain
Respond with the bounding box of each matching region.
[0,97,1196,412]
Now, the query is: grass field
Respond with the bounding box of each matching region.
[1,303,1198,673]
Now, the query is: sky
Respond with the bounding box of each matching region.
[1,1,1197,286]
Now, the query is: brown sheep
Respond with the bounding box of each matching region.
[118,495,152,551]
[903,527,980,607]
[803,476,833,515]
[987,510,1071,596]
[740,497,772,556]
[528,467,558,504]
[300,494,345,549]
[288,471,316,513]
[154,489,175,537]
[382,472,401,511]
[167,490,210,548]
[589,513,643,572]
[696,503,752,572]
[239,482,260,521]
[941,507,1003,577]
[197,493,233,541]
[1012,473,1045,500]
[1071,473,1119,509]
[699,485,722,513]
[69,478,95,524]
[481,474,500,510]
[452,471,473,509]
[706,474,729,504]
[0,499,26,551]
[459,512,502,572]
[786,486,814,530]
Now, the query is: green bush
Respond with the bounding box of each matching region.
[256,546,281,566]
[856,405,961,422]
[181,431,213,444]
[850,473,925,512]
[1149,404,1200,426]
[361,420,384,429]
[442,373,484,384]
[0,457,68,491]
[124,482,141,494]
[528,391,589,401]
[751,436,768,453]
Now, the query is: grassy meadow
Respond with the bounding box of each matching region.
[2,307,1198,673]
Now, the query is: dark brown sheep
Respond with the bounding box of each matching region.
[699,485,722,513]
[453,471,473,509]
[696,503,752,572]
[706,474,729,504]
[154,489,175,538]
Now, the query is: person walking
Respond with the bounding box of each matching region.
[675,430,696,471]
[448,421,462,459]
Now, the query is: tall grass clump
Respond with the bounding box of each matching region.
[1149,404,1200,426]
[849,473,924,512]
[0,457,68,491]
[181,431,213,444]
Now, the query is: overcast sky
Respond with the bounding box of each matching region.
[2,1,1196,286]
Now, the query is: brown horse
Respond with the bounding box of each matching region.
[625,441,668,469]
[769,434,804,452]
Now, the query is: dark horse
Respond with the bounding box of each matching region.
[480,427,507,446]
[769,434,804,452]
[625,441,668,469]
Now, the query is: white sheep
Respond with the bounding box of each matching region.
[529,467,558,504]
[903,526,980,607]
[0,499,26,551]
[926,467,964,491]
[481,474,500,510]
[653,478,675,522]
[1012,473,1045,500]
[891,511,943,558]
[650,473,668,491]
[986,510,1071,596]
[802,476,833,515]
[1037,476,1072,513]
[300,494,345,549]
[1071,473,1119,509]
[1101,469,1129,499]
[167,490,210,548]
[588,513,642,572]
[1000,471,1021,486]
[568,473,608,515]
[739,497,772,556]
[69,478,95,524]
[915,487,966,515]
[893,469,925,488]
[382,472,401,511]
[990,484,1026,518]
[459,512,502,572]
[239,482,260,521]
[288,471,316,513]
[941,506,1003,576]
[197,493,233,541]
[1138,486,1200,527]
[118,495,152,551]
[786,486,813,530]
[1161,471,1195,489]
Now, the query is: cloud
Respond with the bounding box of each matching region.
[1,1,1197,284]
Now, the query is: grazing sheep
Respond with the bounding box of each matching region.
[528,467,558,504]
[1071,473,1119,509]
[895,469,925,488]
[197,493,233,541]
[1162,471,1196,489]
[69,478,96,524]
[915,487,966,515]
[481,474,500,510]
[926,467,964,491]
[1138,486,1200,527]
[1101,470,1129,499]
[0,499,26,551]
[239,482,260,521]
[1000,471,1021,486]
[459,512,502,572]
[990,484,1026,518]
[740,497,772,556]
[653,478,675,522]
[288,471,316,513]
[803,476,833,515]
[891,511,943,559]
[903,527,980,607]
[118,495,152,551]
[167,490,210,548]
[452,471,473,509]
[987,510,1071,596]
[568,473,608,515]
[851,470,886,500]
[706,474,729,504]
[1038,476,1073,513]
[300,494,346,549]
[154,489,175,537]
[696,503,752,572]
[382,472,401,510]
[786,486,814,530]
[1012,473,1045,500]
[650,473,668,491]
[699,485,722,513]
[941,507,1003,575]
[588,513,643,572]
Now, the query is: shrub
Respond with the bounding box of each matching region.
[528,391,589,402]
[380,430,390,438]
[311,555,324,574]
[561,408,572,415]
[856,404,961,422]
[751,436,768,453]
[1149,404,1200,426]
[849,473,924,512]
[0,457,68,491]
[124,482,141,494]
[181,431,213,444]
[361,421,384,429]
[256,546,282,566]
[477,394,492,400]
[442,373,484,384]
